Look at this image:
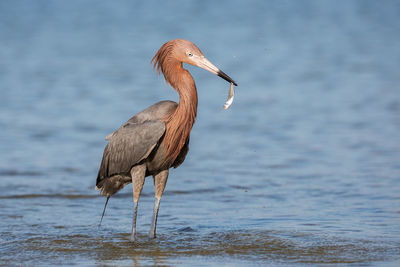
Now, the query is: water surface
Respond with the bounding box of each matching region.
[1,0,400,266]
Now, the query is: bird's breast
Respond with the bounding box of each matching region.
[145,135,190,175]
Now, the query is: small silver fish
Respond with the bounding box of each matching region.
[223,82,235,110]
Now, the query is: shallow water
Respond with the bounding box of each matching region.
[1,0,400,266]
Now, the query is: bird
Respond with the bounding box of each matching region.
[95,39,237,242]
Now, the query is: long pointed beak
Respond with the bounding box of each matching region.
[194,57,238,86]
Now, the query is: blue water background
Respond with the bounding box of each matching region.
[0,0,400,265]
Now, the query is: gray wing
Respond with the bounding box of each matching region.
[96,120,165,185]
[105,100,177,140]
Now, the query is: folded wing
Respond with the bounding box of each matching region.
[96,120,165,186]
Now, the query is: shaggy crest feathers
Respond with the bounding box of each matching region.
[152,41,174,77]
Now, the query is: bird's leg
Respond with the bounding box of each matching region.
[130,164,146,242]
[149,169,169,239]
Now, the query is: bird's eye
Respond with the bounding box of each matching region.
[187,52,193,57]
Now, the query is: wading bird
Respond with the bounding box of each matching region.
[96,39,237,242]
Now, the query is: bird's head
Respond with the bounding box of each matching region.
[152,39,237,86]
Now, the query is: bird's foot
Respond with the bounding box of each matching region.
[130,233,136,243]
[149,231,156,239]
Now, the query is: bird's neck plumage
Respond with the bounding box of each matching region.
[162,63,198,165]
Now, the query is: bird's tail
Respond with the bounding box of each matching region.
[95,174,132,197]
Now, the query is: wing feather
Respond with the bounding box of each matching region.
[104,100,177,140]
[96,120,165,185]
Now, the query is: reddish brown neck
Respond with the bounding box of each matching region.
[162,63,198,165]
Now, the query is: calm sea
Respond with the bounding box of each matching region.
[1,0,400,265]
